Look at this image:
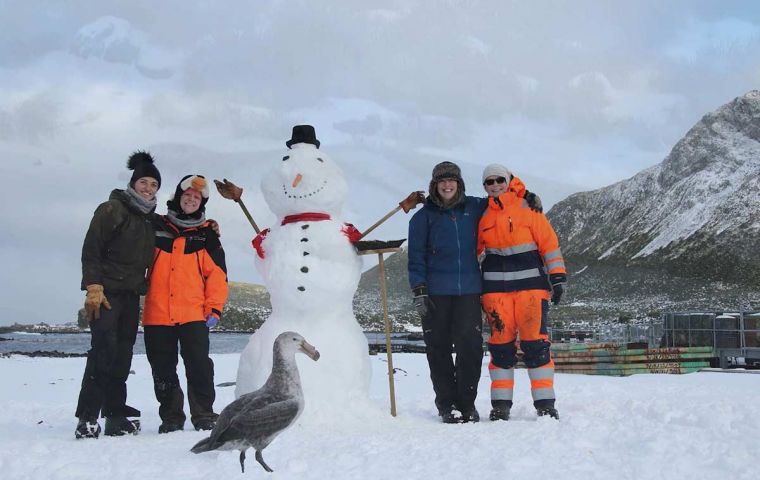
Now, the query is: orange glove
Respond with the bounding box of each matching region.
[84,284,112,322]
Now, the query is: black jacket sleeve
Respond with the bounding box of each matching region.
[81,201,124,289]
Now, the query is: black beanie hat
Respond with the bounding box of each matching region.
[167,174,210,218]
[127,151,161,188]
[286,125,320,149]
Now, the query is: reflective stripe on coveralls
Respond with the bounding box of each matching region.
[527,361,556,401]
[488,363,514,401]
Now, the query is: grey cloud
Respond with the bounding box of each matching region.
[0,93,62,142]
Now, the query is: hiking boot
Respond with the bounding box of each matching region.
[536,406,560,420]
[438,405,464,424]
[75,417,101,439]
[489,407,511,421]
[158,422,184,434]
[489,400,512,421]
[104,416,140,436]
[194,419,216,431]
[460,408,480,423]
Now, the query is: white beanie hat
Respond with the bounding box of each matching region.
[482,164,511,184]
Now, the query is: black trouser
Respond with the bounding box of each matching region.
[144,322,216,428]
[421,294,484,413]
[75,291,140,419]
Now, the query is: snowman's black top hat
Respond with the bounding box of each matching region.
[286,125,320,149]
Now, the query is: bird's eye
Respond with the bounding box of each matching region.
[316,157,324,163]
[283,156,290,161]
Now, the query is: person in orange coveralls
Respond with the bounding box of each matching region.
[477,164,566,421]
[143,174,228,433]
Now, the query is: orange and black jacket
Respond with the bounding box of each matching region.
[477,176,566,294]
[143,216,228,326]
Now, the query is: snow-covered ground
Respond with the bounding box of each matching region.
[0,353,757,480]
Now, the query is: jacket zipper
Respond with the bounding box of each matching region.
[453,213,461,295]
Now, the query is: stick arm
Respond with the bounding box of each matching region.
[357,191,425,240]
[213,178,261,234]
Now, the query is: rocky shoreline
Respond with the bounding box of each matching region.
[1,350,87,358]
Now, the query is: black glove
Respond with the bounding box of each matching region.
[412,284,433,319]
[550,283,564,305]
[524,190,543,213]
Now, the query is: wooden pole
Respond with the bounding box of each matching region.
[237,199,261,234]
[378,252,397,416]
[213,179,261,234]
[358,206,401,241]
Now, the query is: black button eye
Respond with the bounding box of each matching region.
[283,155,290,161]
[317,157,324,163]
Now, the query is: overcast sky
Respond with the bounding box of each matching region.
[2,1,759,326]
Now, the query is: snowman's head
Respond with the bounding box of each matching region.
[261,143,348,218]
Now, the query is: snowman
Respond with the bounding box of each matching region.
[234,125,373,422]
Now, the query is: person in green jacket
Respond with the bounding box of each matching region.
[74,151,161,439]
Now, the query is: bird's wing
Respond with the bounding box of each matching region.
[204,391,275,445]
[216,391,275,425]
[216,398,301,445]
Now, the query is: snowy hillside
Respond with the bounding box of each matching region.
[549,90,760,286]
[1,353,758,480]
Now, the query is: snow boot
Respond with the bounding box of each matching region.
[158,422,184,434]
[438,405,464,424]
[104,416,140,436]
[460,407,480,423]
[75,417,101,439]
[489,400,511,421]
[536,406,560,420]
[489,407,510,421]
[194,419,216,431]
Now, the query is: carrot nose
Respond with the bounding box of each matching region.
[292,174,303,188]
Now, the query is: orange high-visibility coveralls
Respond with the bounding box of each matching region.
[477,176,566,410]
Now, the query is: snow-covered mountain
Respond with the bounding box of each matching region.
[550,90,760,284]
[548,90,760,316]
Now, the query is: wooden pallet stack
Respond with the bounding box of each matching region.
[548,343,715,376]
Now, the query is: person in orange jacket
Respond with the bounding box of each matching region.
[143,174,228,433]
[477,164,566,421]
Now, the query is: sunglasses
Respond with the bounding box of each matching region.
[483,176,507,186]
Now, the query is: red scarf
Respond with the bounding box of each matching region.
[281,212,332,225]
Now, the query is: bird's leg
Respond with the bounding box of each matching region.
[255,450,274,472]
[239,450,246,473]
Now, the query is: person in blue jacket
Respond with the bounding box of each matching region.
[408,161,543,424]
[407,161,486,423]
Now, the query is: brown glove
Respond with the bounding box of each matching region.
[399,191,426,213]
[214,178,243,202]
[84,284,112,322]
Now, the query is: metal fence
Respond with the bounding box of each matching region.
[549,323,664,347]
[661,311,760,367]
[661,311,760,349]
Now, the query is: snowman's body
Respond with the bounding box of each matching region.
[235,142,372,421]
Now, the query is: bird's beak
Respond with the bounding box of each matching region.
[299,340,320,361]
